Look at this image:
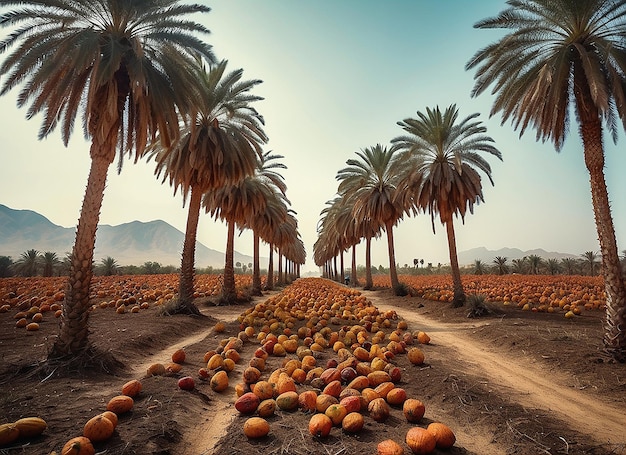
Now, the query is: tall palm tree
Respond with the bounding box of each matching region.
[272,211,301,286]
[336,144,406,293]
[316,197,356,283]
[581,251,600,276]
[148,60,266,314]
[203,172,275,303]
[245,151,288,296]
[393,105,502,307]
[0,1,214,358]
[14,249,40,277]
[41,252,61,277]
[493,256,509,276]
[467,0,626,360]
[252,187,289,294]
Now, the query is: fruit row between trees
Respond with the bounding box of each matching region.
[220,277,456,454]
[371,274,606,315]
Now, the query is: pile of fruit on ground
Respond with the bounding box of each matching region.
[206,277,457,454]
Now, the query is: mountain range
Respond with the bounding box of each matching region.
[0,204,581,270]
[456,246,578,266]
[0,204,259,268]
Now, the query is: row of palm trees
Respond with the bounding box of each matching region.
[1,250,62,278]
[0,253,186,278]
[0,1,304,361]
[478,251,609,276]
[314,106,502,308]
[315,0,626,361]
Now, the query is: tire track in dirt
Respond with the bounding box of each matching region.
[366,292,626,450]
[128,301,268,455]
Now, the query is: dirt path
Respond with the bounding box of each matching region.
[364,291,626,451]
[129,300,270,455]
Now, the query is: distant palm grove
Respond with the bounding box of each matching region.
[0,0,624,362]
[2,250,624,280]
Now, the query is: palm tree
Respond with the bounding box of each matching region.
[493,256,509,276]
[0,1,214,358]
[473,259,487,275]
[272,211,301,286]
[581,251,600,276]
[315,196,360,283]
[0,256,12,278]
[41,252,61,277]
[14,249,40,277]
[527,254,543,275]
[203,173,275,303]
[393,105,502,307]
[245,151,288,296]
[561,257,579,275]
[252,188,289,294]
[336,144,406,293]
[546,258,561,275]
[98,257,118,276]
[148,60,266,314]
[142,262,162,275]
[511,258,528,274]
[467,0,626,360]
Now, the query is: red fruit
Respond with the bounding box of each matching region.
[340,367,358,384]
[235,392,261,415]
[198,368,210,379]
[177,376,195,391]
[387,366,402,383]
[340,395,362,413]
[263,340,276,354]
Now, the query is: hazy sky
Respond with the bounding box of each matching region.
[1,1,624,273]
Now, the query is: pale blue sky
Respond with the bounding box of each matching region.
[0,1,624,272]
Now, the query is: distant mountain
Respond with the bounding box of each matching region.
[457,246,578,266]
[0,204,260,268]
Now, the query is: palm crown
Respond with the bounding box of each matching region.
[392,104,502,228]
[466,0,626,148]
[0,0,215,161]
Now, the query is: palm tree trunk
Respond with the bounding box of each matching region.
[575,67,626,361]
[252,231,262,296]
[49,154,109,358]
[385,221,400,290]
[365,234,373,289]
[223,219,236,302]
[265,244,274,290]
[351,243,359,286]
[176,187,202,315]
[340,251,345,284]
[277,250,283,285]
[445,216,465,308]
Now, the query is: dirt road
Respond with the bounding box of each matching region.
[364,291,625,452]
